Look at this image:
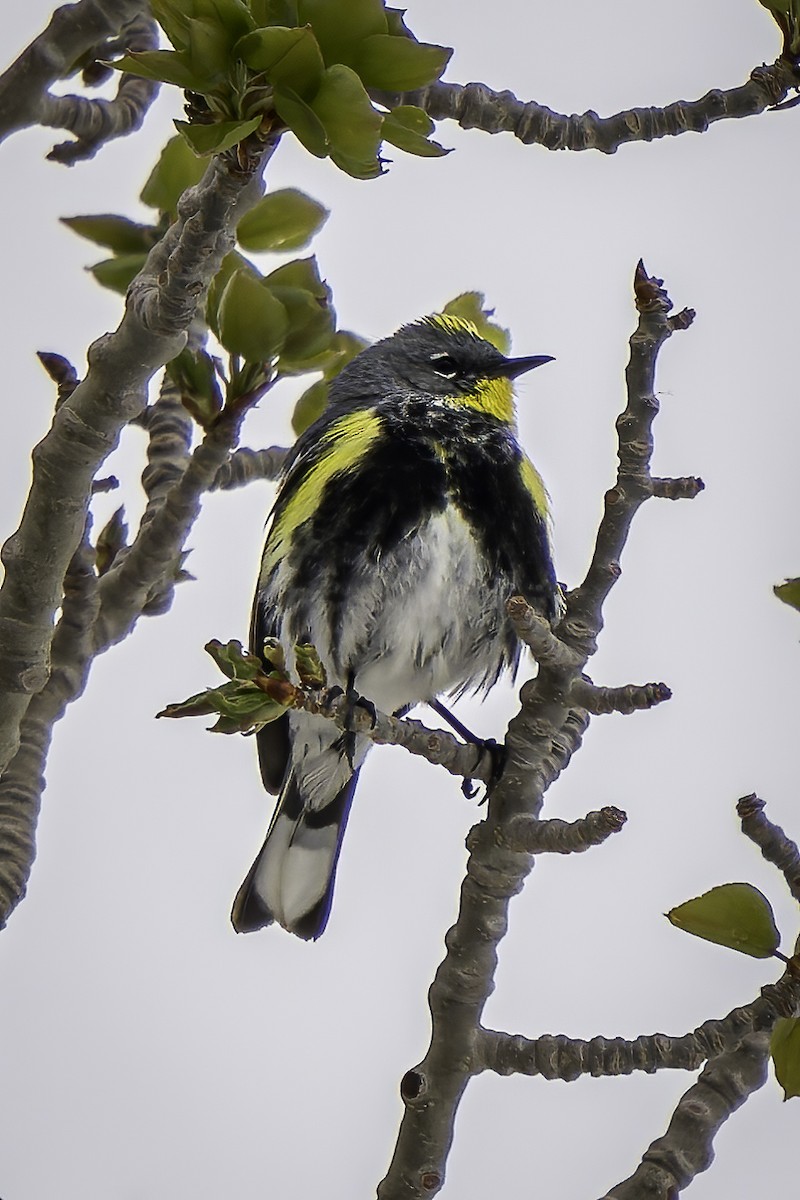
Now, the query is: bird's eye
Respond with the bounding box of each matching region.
[431,353,459,379]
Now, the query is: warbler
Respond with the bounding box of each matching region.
[231,313,559,939]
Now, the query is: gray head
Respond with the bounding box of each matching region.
[328,314,553,420]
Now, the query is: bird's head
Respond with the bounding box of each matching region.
[329,313,553,425]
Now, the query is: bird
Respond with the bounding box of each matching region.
[231,312,560,938]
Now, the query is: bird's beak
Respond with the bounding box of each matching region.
[499,354,555,380]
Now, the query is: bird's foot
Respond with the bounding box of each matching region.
[326,680,377,770]
[461,739,506,802]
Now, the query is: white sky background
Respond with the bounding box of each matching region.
[1,2,799,1196]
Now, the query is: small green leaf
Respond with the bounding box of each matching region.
[149,0,193,50]
[194,0,256,43]
[292,377,328,434]
[666,883,781,959]
[354,34,451,91]
[174,115,262,156]
[217,269,289,360]
[381,105,449,157]
[273,84,328,156]
[250,0,299,26]
[112,50,204,89]
[775,577,800,613]
[310,64,383,179]
[88,253,148,294]
[771,1016,800,1100]
[187,17,232,83]
[61,214,156,254]
[166,346,224,428]
[297,0,386,66]
[140,135,207,213]
[236,188,329,252]
[205,638,264,680]
[269,285,335,361]
[206,252,260,337]
[265,254,328,297]
[235,25,324,97]
[443,292,511,354]
[295,643,326,687]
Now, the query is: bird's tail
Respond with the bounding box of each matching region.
[231,769,360,939]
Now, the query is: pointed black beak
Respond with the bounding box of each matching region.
[500,354,555,380]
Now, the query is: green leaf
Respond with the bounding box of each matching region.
[166,346,224,428]
[265,254,328,297]
[354,34,451,91]
[174,115,262,156]
[206,252,260,337]
[140,135,207,213]
[775,577,800,612]
[291,378,328,434]
[294,643,326,687]
[149,0,193,49]
[205,638,264,680]
[217,269,289,360]
[771,1016,800,1100]
[88,253,148,294]
[194,0,256,43]
[381,105,449,157]
[235,25,324,97]
[112,50,204,90]
[187,17,233,83]
[236,188,329,252]
[666,883,781,959]
[310,64,383,179]
[297,0,386,66]
[273,84,328,156]
[61,214,156,254]
[250,0,299,26]
[269,285,335,361]
[443,292,511,354]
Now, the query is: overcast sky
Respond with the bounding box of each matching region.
[2,2,799,1197]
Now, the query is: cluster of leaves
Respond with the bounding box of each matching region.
[63,135,368,430]
[667,882,800,1099]
[113,0,452,177]
[156,637,325,733]
[758,0,800,57]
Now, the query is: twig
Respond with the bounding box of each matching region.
[377,264,696,1200]
[0,0,154,154]
[209,446,288,490]
[501,806,627,854]
[43,13,159,165]
[382,58,800,155]
[738,793,800,904]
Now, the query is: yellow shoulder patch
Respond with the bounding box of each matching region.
[262,408,382,576]
[519,453,550,522]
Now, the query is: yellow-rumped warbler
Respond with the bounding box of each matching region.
[231,313,559,938]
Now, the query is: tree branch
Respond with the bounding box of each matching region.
[737,793,800,905]
[500,806,627,855]
[0,144,274,779]
[383,58,800,155]
[378,264,696,1199]
[0,0,156,155]
[42,12,159,165]
[209,445,288,490]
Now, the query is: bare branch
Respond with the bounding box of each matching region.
[738,793,800,905]
[210,446,288,490]
[569,677,671,715]
[506,597,581,670]
[501,806,626,854]
[0,0,155,156]
[43,13,159,165]
[378,265,694,1199]
[0,144,275,778]
[651,475,705,500]
[383,58,800,155]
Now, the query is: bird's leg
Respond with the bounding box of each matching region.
[331,671,377,770]
[428,698,506,798]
